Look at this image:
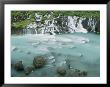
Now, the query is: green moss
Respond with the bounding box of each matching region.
[11,18,35,29]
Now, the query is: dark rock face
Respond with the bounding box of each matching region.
[14,61,24,71]
[33,56,46,68]
[82,17,100,33]
[56,67,66,76]
[82,18,89,31]
[95,20,100,33]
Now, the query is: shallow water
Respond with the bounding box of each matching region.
[11,33,100,77]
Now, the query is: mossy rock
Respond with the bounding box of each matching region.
[24,66,34,75]
[33,56,46,68]
[56,67,66,76]
[14,61,24,71]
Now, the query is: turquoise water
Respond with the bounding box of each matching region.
[11,33,100,77]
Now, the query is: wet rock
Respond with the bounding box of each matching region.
[33,56,46,68]
[50,59,56,64]
[56,67,66,76]
[27,51,31,54]
[81,71,88,76]
[69,45,76,49]
[48,56,54,60]
[75,69,80,72]
[12,47,18,51]
[67,69,87,77]
[65,58,71,69]
[47,47,54,50]
[79,53,83,57]
[24,66,34,75]
[74,70,87,77]
[14,61,24,71]
[81,39,89,44]
[61,43,67,45]
[19,50,23,53]
[11,60,15,68]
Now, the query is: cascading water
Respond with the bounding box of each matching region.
[68,16,78,33]
[88,17,97,32]
[14,14,99,35]
[67,16,88,33]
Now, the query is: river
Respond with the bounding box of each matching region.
[11,33,100,77]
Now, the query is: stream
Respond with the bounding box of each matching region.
[11,33,100,77]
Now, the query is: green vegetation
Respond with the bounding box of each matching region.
[12,18,35,29]
[11,11,100,30]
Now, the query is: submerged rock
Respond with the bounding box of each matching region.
[19,50,23,53]
[48,56,54,60]
[33,56,46,68]
[79,53,83,57]
[56,67,66,76]
[69,45,76,49]
[81,39,89,44]
[81,71,88,76]
[24,66,34,75]
[14,61,24,71]
[12,46,18,51]
[50,59,56,64]
[47,47,54,50]
[75,69,81,72]
[27,51,31,54]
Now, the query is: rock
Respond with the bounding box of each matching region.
[75,69,81,72]
[27,51,31,54]
[12,47,18,51]
[19,50,23,53]
[48,56,54,60]
[69,45,76,49]
[81,39,89,44]
[33,56,46,68]
[24,66,34,75]
[14,61,24,71]
[47,47,54,50]
[50,59,56,63]
[56,67,66,76]
[74,69,87,77]
[81,71,88,76]
[79,53,83,57]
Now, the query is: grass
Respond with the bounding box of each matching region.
[11,18,35,29]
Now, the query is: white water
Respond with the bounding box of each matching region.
[20,15,98,35]
[68,16,87,33]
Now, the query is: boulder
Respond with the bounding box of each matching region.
[12,46,18,51]
[24,66,34,75]
[27,51,31,54]
[14,61,24,71]
[56,67,66,76]
[33,56,46,68]
[81,71,88,76]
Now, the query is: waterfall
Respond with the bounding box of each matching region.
[22,22,38,34]
[68,16,78,33]
[68,16,88,33]
[88,17,97,32]
[13,14,99,35]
